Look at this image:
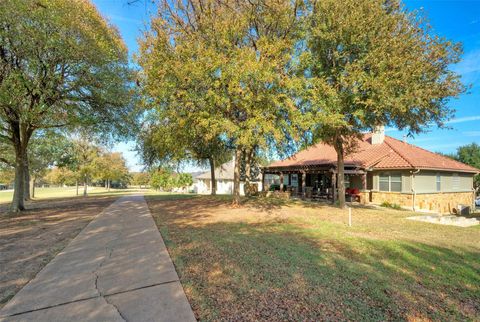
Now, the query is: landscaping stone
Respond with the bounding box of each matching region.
[407,214,479,227]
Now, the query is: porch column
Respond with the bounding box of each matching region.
[332,171,337,204]
[302,171,306,199]
[362,173,367,190]
[280,172,284,191]
[361,173,368,204]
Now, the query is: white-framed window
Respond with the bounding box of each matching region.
[452,173,459,190]
[436,174,441,192]
[390,174,402,192]
[379,172,402,192]
[379,173,390,191]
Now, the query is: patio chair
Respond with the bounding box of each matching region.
[345,188,361,202]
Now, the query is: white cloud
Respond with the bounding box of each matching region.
[421,143,463,151]
[383,115,480,132]
[453,49,480,83]
[446,115,480,124]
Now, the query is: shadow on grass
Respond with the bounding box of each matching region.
[151,199,480,321]
[0,195,121,217]
[145,193,199,202]
[243,196,382,214]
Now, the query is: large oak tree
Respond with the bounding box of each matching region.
[0,0,135,211]
[139,0,303,204]
[302,0,465,208]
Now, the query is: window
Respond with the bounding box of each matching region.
[452,173,459,190]
[379,173,402,192]
[379,173,390,191]
[390,174,402,192]
[436,174,441,192]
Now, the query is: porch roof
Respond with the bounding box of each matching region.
[263,165,365,175]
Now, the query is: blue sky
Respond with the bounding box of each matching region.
[92,0,480,171]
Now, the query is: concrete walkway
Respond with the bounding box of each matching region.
[0,195,196,322]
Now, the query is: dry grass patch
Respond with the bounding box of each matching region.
[0,196,118,308]
[147,195,480,321]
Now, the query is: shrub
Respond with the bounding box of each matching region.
[380,201,402,210]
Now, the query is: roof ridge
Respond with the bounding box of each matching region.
[385,135,479,171]
[382,136,415,168]
[363,151,392,169]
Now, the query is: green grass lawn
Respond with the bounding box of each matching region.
[147,195,480,321]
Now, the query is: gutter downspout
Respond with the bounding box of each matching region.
[411,169,420,212]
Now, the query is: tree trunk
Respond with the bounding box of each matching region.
[232,146,242,206]
[10,122,33,212]
[11,151,26,212]
[76,180,79,196]
[31,177,36,199]
[244,148,252,197]
[261,171,266,192]
[23,156,31,201]
[334,139,346,208]
[83,176,88,197]
[108,179,111,191]
[209,157,216,196]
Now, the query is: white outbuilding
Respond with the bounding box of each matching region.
[194,160,262,195]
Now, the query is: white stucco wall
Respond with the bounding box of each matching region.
[194,179,262,195]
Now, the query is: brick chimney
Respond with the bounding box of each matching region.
[371,126,385,145]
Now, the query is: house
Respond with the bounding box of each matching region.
[262,127,479,214]
[195,160,263,195]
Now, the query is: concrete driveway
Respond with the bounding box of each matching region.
[0,195,195,322]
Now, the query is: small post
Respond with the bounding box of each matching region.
[348,207,352,227]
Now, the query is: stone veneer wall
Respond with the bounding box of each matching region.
[370,191,474,214]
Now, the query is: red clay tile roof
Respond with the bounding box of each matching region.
[267,134,479,173]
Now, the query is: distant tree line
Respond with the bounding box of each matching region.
[0,135,132,197]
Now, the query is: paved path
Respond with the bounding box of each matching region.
[0,195,195,322]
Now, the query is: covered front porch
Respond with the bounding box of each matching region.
[262,165,369,203]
